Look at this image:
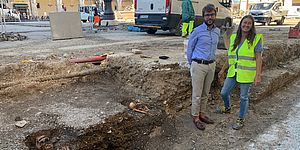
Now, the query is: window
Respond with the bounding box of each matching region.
[252,3,274,10]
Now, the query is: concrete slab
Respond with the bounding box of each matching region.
[101,20,119,26]
[49,12,84,40]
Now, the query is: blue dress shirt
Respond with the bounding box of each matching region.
[187,23,220,65]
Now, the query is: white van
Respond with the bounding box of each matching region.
[134,0,233,35]
[249,2,288,25]
[79,5,102,22]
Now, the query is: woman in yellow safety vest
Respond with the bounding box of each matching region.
[217,15,264,130]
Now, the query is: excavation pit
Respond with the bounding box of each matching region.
[0,39,300,149]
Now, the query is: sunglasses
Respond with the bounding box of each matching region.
[204,13,216,17]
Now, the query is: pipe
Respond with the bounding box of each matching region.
[69,55,107,63]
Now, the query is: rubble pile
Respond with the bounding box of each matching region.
[0,32,27,41]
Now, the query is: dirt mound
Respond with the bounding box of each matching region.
[0,32,27,41]
[263,41,300,69]
[107,56,192,115]
[0,61,106,99]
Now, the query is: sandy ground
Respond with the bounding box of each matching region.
[246,99,300,149]
[144,72,300,150]
[0,19,300,149]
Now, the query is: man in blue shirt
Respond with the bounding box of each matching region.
[187,4,220,130]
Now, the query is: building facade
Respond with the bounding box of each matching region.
[5,0,133,19]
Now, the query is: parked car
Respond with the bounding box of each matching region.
[134,0,233,35]
[249,1,288,25]
[0,9,20,22]
[79,5,103,22]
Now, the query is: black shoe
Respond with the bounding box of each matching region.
[216,106,231,114]
[232,118,245,130]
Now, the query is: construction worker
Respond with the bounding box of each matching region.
[93,8,100,27]
[93,15,100,27]
[181,0,195,37]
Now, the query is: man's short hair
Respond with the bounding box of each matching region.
[202,4,217,17]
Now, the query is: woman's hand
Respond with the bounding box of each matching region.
[254,74,261,86]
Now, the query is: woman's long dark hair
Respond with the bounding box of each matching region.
[232,15,256,51]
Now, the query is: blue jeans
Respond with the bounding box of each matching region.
[220,76,252,119]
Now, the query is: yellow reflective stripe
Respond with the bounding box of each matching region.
[237,65,256,70]
[238,56,255,61]
[228,55,237,59]
[229,64,256,70]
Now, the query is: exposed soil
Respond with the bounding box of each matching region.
[1,22,300,149]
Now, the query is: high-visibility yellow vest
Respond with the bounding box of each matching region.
[227,33,263,83]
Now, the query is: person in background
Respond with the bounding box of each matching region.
[187,4,219,130]
[181,0,195,37]
[60,4,66,12]
[93,8,100,27]
[22,12,27,20]
[217,15,264,130]
[17,11,21,22]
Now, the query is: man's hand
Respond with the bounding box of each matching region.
[254,75,261,86]
[218,70,225,84]
[218,70,224,79]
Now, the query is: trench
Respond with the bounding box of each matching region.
[21,71,168,150]
[0,56,189,149]
[0,40,299,149]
